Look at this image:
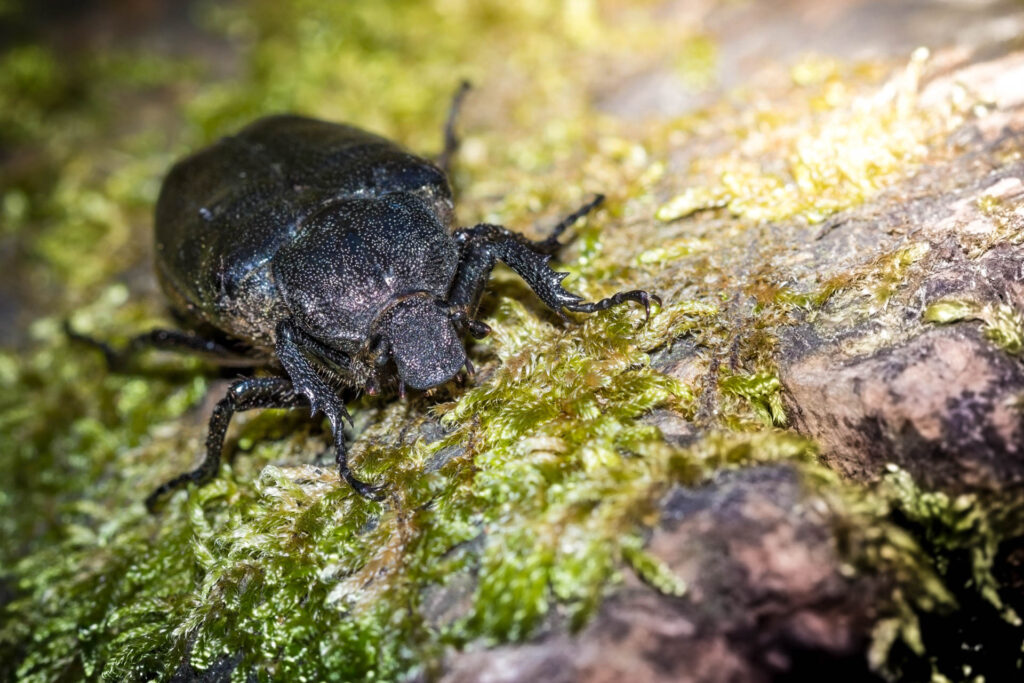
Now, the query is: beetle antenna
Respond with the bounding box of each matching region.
[398,380,407,399]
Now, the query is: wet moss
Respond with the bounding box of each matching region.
[0,2,1020,681]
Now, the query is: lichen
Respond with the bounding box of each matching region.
[1,2,1021,681]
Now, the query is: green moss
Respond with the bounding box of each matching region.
[864,466,1024,678]
[924,298,1024,355]
[879,466,1017,621]
[922,299,976,325]
[0,294,723,680]
[719,371,787,427]
[656,48,964,225]
[622,534,687,597]
[1,2,1020,681]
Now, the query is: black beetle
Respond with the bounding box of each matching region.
[70,85,657,510]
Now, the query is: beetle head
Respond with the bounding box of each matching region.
[372,293,466,391]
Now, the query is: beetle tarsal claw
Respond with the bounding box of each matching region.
[347,476,387,501]
[639,291,652,321]
[297,384,351,429]
[632,290,662,323]
[644,292,663,322]
[467,319,491,339]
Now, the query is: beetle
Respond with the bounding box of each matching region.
[70,84,657,510]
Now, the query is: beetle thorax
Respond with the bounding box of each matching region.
[274,195,457,337]
[272,193,464,391]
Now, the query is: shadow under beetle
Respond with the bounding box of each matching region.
[69,84,657,510]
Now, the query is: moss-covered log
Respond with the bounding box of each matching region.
[1,1,1023,681]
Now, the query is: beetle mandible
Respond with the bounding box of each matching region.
[70,84,657,510]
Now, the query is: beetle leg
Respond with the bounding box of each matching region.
[535,193,605,254]
[145,376,302,511]
[437,80,472,177]
[64,321,258,370]
[335,432,386,501]
[449,223,658,320]
[276,321,383,499]
[564,289,659,321]
[275,321,353,429]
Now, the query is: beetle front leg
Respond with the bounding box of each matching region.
[276,320,352,430]
[275,320,384,500]
[449,223,656,320]
[146,376,302,511]
[332,424,385,500]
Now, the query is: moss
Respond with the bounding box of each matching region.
[879,466,1017,621]
[763,461,1023,680]
[718,371,787,428]
[622,534,688,598]
[924,298,1024,355]
[863,466,1024,679]
[1,2,1020,681]
[969,186,1024,257]
[794,240,933,333]
[655,48,964,225]
[674,34,718,91]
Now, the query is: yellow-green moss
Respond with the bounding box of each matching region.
[924,298,1024,355]
[719,371,787,427]
[655,48,965,226]
[1,2,1020,681]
